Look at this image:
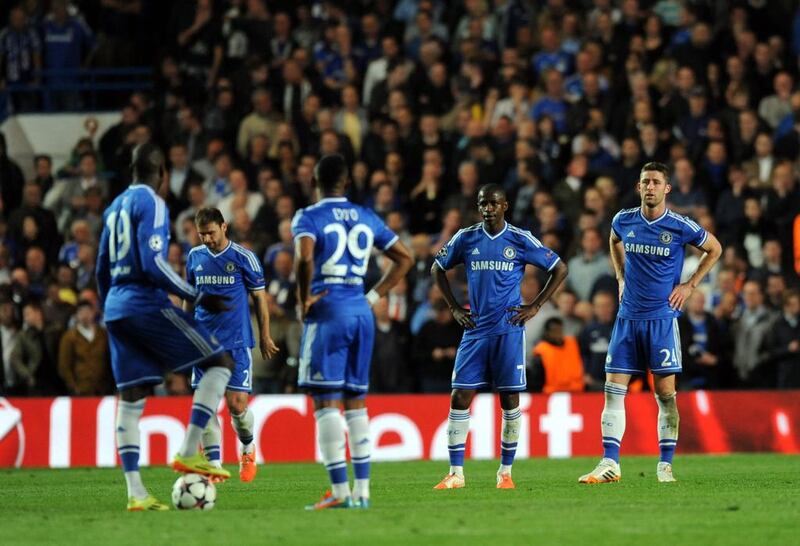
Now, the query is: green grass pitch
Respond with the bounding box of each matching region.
[2,454,797,545]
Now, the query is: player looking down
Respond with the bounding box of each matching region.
[96,143,234,511]
[431,184,568,490]
[579,162,722,484]
[292,154,413,509]
[184,207,279,483]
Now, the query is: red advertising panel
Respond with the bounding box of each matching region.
[1,391,798,468]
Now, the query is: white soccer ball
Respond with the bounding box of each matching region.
[171,473,217,510]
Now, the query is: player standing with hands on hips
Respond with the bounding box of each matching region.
[432,184,568,490]
[579,162,721,484]
[292,154,413,509]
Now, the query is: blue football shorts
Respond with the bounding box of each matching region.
[452,330,527,392]
[605,316,682,375]
[192,346,253,393]
[106,307,225,390]
[298,314,375,394]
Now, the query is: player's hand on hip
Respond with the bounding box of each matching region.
[260,335,280,360]
[451,306,476,329]
[507,304,538,326]
[197,293,231,313]
[668,282,693,310]
[301,290,328,320]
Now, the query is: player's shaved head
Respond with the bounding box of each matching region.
[314,154,349,194]
[131,142,165,188]
[477,184,507,202]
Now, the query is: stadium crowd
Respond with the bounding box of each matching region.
[1,0,799,397]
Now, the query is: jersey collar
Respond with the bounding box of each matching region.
[317,197,348,204]
[639,207,668,225]
[205,241,232,258]
[482,221,508,240]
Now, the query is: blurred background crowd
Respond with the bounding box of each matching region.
[0,0,799,397]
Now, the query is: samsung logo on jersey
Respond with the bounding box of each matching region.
[196,275,236,285]
[624,243,671,256]
[471,260,515,271]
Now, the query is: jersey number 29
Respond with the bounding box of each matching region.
[321,223,374,276]
[105,210,132,262]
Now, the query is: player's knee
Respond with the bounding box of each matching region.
[226,392,248,414]
[499,392,520,410]
[450,389,474,410]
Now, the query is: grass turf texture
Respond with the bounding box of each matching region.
[1,454,797,546]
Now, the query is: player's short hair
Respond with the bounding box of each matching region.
[195,207,225,226]
[640,161,670,183]
[130,142,165,183]
[477,183,506,201]
[314,154,348,192]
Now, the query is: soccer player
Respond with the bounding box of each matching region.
[184,207,279,482]
[292,154,412,509]
[432,184,568,489]
[579,162,722,484]
[96,143,235,511]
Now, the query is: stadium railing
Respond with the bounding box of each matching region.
[0,67,153,122]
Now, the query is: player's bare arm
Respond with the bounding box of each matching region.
[508,260,568,325]
[668,231,723,310]
[610,230,625,303]
[366,240,413,303]
[251,289,279,359]
[294,235,327,320]
[431,262,476,329]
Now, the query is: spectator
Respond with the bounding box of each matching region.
[732,280,778,387]
[0,5,42,112]
[41,0,95,111]
[0,133,24,214]
[679,291,727,390]
[567,228,613,302]
[414,299,462,393]
[11,302,63,395]
[742,133,776,191]
[174,0,223,92]
[668,158,707,218]
[370,297,412,393]
[44,152,109,232]
[758,72,793,130]
[237,87,281,159]
[57,300,111,395]
[761,290,800,389]
[531,317,585,393]
[578,291,616,392]
[202,151,233,207]
[0,299,20,395]
[217,169,263,224]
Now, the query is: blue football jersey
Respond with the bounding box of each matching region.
[96,184,197,321]
[186,241,265,349]
[291,197,399,319]
[612,207,708,320]
[434,222,561,339]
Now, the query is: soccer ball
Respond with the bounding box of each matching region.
[171,473,217,510]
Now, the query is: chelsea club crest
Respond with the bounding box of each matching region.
[225,262,236,272]
[503,246,516,260]
[659,231,673,244]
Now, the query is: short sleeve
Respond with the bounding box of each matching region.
[238,248,266,291]
[434,230,466,271]
[519,230,561,272]
[291,209,316,241]
[680,215,708,248]
[611,211,623,239]
[185,252,196,287]
[367,210,399,251]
